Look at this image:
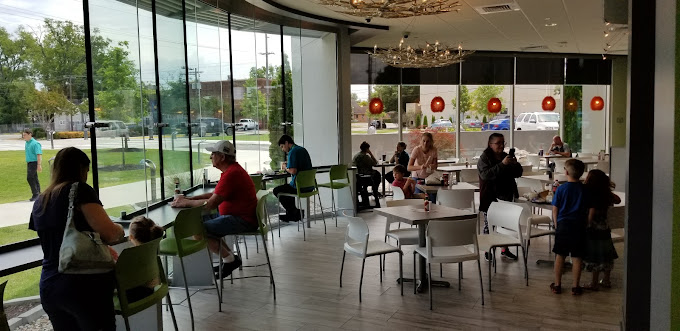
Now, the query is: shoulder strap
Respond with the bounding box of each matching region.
[64,182,79,230]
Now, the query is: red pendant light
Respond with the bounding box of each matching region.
[487,98,502,113]
[542,96,556,111]
[368,97,384,114]
[565,98,579,112]
[430,96,445,112]
[590,96,604,111]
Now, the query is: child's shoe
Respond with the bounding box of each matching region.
[550,283,561,294]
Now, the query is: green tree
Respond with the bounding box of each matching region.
[0,27,36,124]
[451,85,471,113]
[563,85,582,152]
[415,113,421,128]
[469,85,505,119]
[431,115,435,124]
[94,41,139,122]
[240,67,267,121]
[370,85,420,123]
[423,115,429,127]
[0,80,35,123]
[30,89,76,133]
[268,53,294,169]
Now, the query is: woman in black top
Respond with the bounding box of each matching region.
[477,133,523,260]
[384,141,410,184]
[29,147,124,331]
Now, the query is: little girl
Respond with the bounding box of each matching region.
[126,216,164,302]
[583,169,621,290]
[391,164,426,199]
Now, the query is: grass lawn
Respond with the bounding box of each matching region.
[0,224,40,300]
[0,149,211,205]
[199,133,270,142]
[0,223,35,245]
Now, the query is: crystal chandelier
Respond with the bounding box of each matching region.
[368,39,474,68]
[316,0,462,19]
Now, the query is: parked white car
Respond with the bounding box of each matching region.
[515,112,560,131]
[95,120,129,138]
[237,118,258,130]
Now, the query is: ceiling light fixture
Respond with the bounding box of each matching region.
[545,22,557,27]
[317,0,462,20]
[604,31,609,37]
[369,40,474,68]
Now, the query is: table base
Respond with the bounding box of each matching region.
[397,275,451,293]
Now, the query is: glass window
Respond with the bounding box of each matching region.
[459,84,512,160]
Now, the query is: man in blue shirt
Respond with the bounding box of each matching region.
[23,128,43,201]
[273,135,312,222]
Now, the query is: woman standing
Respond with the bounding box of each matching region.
[408,132,438,198]
[29,147,124,330]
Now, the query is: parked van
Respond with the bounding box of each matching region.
[515,112,560,131]
[95,120,129,138]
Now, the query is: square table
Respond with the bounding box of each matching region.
[374,204,477,292]
[437,164,476,182]
[416,182,478,195]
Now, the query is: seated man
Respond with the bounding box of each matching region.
[384,141,410,184]
[172,140,257,278]
[352,141,381,208]
[273,135,313,222]
[549,135,572,157]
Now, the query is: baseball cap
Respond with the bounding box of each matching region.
[205,140,236,156]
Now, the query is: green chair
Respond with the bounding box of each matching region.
[317,164,353,227]
[114,238,178,331]
[0,281,9,331]
[277,169,326,240]
[218,193,276,301]
[159,203,221,331]
[250,174,263,191]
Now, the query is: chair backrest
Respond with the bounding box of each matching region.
[595,161,610,174]
[391,186,405,200]
[459,168,479,183]
[255,193,269,236]
[436,189,475,212]
[554,159,567,173]
[521,165,533,174]
[515,177,545,192]
[114,238,166,315]
[486,202,524,240]
[328,164,349,182]
[386,199,422,207]
[173,204,206,240]
[526,154,540,169]
[250,174,263,190]
[345,216,370,255]
[0,280,8,331]
[295,169,318,193]
[426,218,478,254]
[607,205,625,230]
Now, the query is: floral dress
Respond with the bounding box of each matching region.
[584,195,619,272]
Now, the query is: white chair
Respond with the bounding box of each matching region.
[340,216,403,302]
[608,205,625,243]
[392,186,405,200]
[459,168,479,183]
[521,165,533,174]
[516,177,546,193]
[436,188,479,236]
[553,159,567,173]
[476,202,528,290]
[498,201,554,261]
[381,199,420,271]
[526,154,540,169]
[413,218,484,310]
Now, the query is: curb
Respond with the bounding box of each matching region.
[8,304,44,330]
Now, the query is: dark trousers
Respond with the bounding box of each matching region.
[273,184,301,218]
[27,161,40,197]
[357,170,381,206]
[40,272,116,331]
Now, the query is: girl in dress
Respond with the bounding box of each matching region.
[583,169,621,290]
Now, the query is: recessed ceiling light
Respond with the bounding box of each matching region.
[545,23,557,27]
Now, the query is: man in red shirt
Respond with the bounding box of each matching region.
[172,140,257,277]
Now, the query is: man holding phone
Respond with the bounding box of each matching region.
[478,133,523,261]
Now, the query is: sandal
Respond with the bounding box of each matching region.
[599,279,612,288]
[582,282,599,291]
[572,286,583,295]
[550,283,562,294]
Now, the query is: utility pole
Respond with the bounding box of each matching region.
[259,34,274,131]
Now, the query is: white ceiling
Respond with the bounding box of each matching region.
[268,0,629,55]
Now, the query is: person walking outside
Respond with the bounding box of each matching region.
[23,128,43,201]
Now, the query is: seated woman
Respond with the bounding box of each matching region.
[391,164,426,199]
[384,141,410,184]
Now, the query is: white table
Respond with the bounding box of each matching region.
[416,182,478,195]
[438,164,475,182]
[374,204,477,292]
[521,174,571,185]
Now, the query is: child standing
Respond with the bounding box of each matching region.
[583,169,621,290]
[550,159,588,295]
[391,164,426,199]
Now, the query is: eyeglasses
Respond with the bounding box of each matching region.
[490,141,506,146]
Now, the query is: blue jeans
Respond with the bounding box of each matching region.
[202,214,258,237]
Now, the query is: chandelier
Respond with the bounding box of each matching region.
[316,0,462,19]
[368,39,474,68]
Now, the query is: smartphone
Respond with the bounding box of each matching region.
[509,148,516,157]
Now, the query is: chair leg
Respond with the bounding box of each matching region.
[413,252,417,294]
[398,252,403,296]
[164,255,170,312]
[124,316,131,331]
[359,258,366,303]
[340,251,346,288]
[298,198,306,241]
[255,235,259,254]
[488,251,492,291]
[218,241,224,300]
[242,235,248,260]
[278,198,282,238]
[206,248,221,312]
[379,255,383,283]
[440,264,443,278]
[178,257,195,331]
[261,234,276,301]
[166,291,179,331]
[428,263,433,310]
[477,259,485,305]
[330,187,337,227]
[317,193,327,234]
[522,246,529,286]
[458,263,462,291]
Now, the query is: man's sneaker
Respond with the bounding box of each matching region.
[484,252,492,262]
[215,255,242,279]
[501,249,518,260]
[29,195,38,202]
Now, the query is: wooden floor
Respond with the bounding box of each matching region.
[162,207,624,330]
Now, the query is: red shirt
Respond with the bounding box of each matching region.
[213,162,257,225]
[392,178,412,198]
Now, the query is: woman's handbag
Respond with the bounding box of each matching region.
[424,170,446,185]
[58,182,115,274]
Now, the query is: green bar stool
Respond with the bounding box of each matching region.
[113,238,178,331]
[250,174,264,191]
[158,203,221,331]
[317,164,353,226]
[277,169,326,240]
